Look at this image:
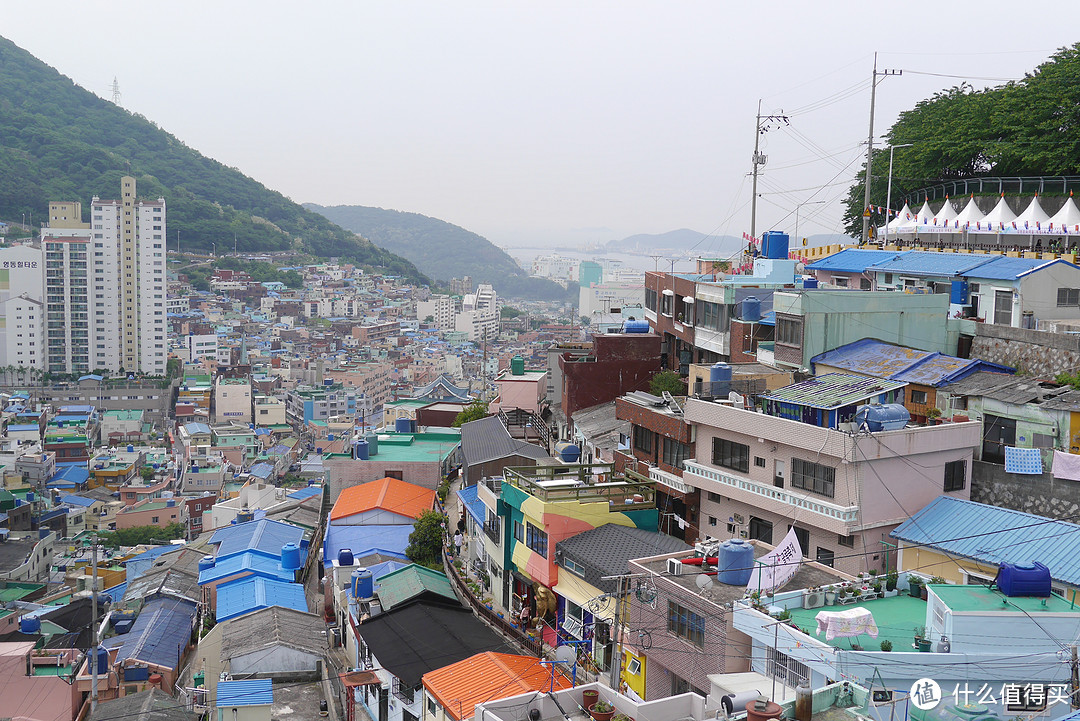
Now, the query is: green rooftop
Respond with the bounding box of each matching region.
[385,399,431,409]
[786,593,928,651]
[376,564,456,610]
[103,409,144,421]
[931,583,1078,613]
[327,430,460,463]
[0,581,45,603]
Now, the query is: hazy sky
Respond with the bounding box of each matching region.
[3,2,1079,253]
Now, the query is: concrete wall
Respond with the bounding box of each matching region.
[967,322,1080,376]
[971,459,1080,520]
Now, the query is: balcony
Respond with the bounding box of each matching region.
[482,520,501,543]
[683,460,858,524]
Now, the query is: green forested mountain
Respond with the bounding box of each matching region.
[842,43,1080,236]
[0,36,427,284]
[306,204,575,300]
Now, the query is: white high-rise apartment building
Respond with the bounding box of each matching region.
[0,246,45,374]
[43,177,167,376]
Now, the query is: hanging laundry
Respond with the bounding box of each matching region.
[1004,446,1044,475]
[1051,450,1080,482]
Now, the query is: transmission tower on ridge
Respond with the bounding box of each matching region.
[111,77,122,106]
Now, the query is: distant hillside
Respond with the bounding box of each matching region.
[306,204,574,301]
[0,36,427,284]
[607,229,744,256]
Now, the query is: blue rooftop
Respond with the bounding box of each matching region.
[48,466,90,487]
[805,248,902,273]
[892,496,1080,587]
[198,551,297,585]
[216,576,308,622]
[287,486,323,501]
[183,422,212,435]
[323,524,411,567]
[217,679,274,707]
[959,256,1080,281]
[116,596,197,668]
[210,519,306,560]
[248,462,275,480]
[59,494,97,508]
[455,485,485,525]
[865,250,994,277]
[811,338,1013,388]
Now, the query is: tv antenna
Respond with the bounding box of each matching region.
[111,77,122,106]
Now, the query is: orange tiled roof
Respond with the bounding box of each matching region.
[422,652,573,721]
[330,477,436,521]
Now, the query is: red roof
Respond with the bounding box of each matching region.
[330,477,436,521]
[423,652,573,721]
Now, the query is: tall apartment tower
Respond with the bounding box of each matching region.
[42,177,167,376]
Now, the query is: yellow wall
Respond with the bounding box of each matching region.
[622,648,646,698]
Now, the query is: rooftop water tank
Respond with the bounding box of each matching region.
[395,417,413,434]
[351,567,374,600]
[555,441,581,463]
[709,362,732,399]
[353,439,369,461]
[281,542,302,571]
[623,319,650,334]
[716,538,755,585]
[198,555,215,572]
[236,508,254,523]
[996,561,1052,597]
[741,296,761,323]
[511,355,525,376]
[93,646,110,676]
[19,616,41,634]
[166,499,176,508]
[761,230,790,260]
[337,548,354,567]
[854,404,910,432]
[328,434,335,442]
[803,277,818,290]
[365,433,379,457]
[127,445,135,453]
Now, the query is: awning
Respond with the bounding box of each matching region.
[553,569,609,617]
[682,296,695,303]
[661,289,674,296]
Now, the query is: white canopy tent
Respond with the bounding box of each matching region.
[1014,195,1051,229]
[953,195,985,227]
[981,195,1018,230]
[935,197,959,226]
[1049,194,1080,232]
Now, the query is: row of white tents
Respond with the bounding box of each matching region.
[881,194,1080,235]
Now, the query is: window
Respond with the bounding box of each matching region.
[526,523,548,557]
[426,694,437,718]
[151,516,159,523]
[776,317,802,346]
[754,456,766,468]
[832,277,848,288]
[712,438,749,473]
[662,437,689,468]
[994,289,1014,325]
[1006,686,1048,713]
[910,389,928,404]
[790,526,809,555]
[837,534,856,548]
[707,491,723,503]
[385,470,403,480]
[816,548,835,567]
[667,600,705,647]
[514,520,525,543]
[563,557,586,577]
[860,278,872,290]
[944,460,966,492]
[645,288,657,312]
[708,516,717,527]
[791,458,835,498]
[749,516,773,544]
[633,425,654,454]
[1058,288,1080,307]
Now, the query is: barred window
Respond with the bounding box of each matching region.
[791,458,835,498]
[712,438,749,473]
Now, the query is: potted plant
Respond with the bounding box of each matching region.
[871,581,883,596]
[884,571,899,597]
[582,689,600,710]
[776,609,791,622]
[926,407,942,425]
[837,587,850,604]
[880,640,893,652]
[824,586,838,606]
[590,701,616,721]
[612,714,634,721]
[913,626,932,652]
[928,576,948,586]
[908,576,924,598]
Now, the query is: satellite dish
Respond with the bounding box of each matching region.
[696,574,715,592]
[554,646,576,665]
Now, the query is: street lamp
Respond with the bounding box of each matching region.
[795,201,826,245]
[884,144,914,244]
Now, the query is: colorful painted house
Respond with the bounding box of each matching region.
[497,463,657,642]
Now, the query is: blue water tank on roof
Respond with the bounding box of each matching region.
[761,231,790,260]
[127,445,134,453]
[716,539,755,586]
[855,404,910,432]
[19,616,40,634]
[555,442,581,463]
[338,548,354,567]
[199,555,215,572]
[281,542,302,571]
[709,363,732,398]
[996,561,1052,597]
[93,646,109,675]
[352,567,374,600]
[395,417,413,433]
[803,277,819,289]
[623,319,650,334]
[741,296,761,323]
[354,440,369,460]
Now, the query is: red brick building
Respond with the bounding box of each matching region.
[559,331,661,430]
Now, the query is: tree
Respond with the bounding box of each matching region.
[452,400,489,427]
[500,306,522,319]
[649,370,686,396]
[406,510,446,567]
[424,315,435,323]
[140,467,155,481]
[580,315,591,326]
[98,522,186,548]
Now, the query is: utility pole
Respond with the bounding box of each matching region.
[90,533,99,712]
[608,575,626,689]
[750,100,789,242]
[861,53,902,244]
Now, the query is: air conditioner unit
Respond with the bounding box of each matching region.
[667,558,687,575]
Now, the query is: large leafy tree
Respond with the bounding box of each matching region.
[406,510,447,567]
[842,43,1080,237]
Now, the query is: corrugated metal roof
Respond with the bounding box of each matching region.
[217,679,273,707]
[960,256,1079,281]
[115,596,197,669]
[866,251,995,277]
[761,373,907,410]
[891,496,1080,586]
[197,551,296,585]
[811,339,1013,387]
[805,249,902,273]
[210,519,305,560]
[423,652,573,721]
[376,564,457,610]
[455,485,485,525]
[330,477,436,522]
[216,576,308,622]
[323,524,411,567]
